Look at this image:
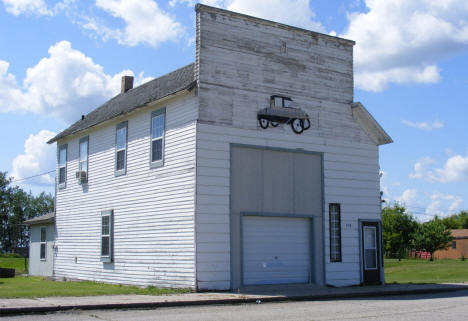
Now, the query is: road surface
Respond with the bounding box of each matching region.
[7,289,468,321]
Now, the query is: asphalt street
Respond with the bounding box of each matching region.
[5,289,468,321]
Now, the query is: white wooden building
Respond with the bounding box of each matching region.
[24,212,55,277]
[47,4,392,290]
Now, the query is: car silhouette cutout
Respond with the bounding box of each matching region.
[257,95,311,134]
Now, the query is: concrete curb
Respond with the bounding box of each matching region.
[1,285,466,316]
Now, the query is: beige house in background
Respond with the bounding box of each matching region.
[434,229,468,260]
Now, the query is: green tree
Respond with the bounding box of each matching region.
[0,172,14,252]
[457,211,468,229]
[413,218,453,261]
[441,214,462,229]
[9,190,54,251]
[0,171,54,252]
[440,211,468,229]
[382,204,418,260]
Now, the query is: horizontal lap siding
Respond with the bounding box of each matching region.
[195,8,382,289]
[54,94,197,288]
[196,123,380,289]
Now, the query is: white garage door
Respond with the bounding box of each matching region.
[242,216,311,285]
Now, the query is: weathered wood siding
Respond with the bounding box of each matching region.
[195,124,380,289]
[195,6,381,289]
[54,93,198,288]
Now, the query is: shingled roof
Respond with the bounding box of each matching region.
[23,212,55,226]
[48,63,196,144]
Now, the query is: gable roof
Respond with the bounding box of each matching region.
[451,229,468,239]
[351,102,393,146]
[23,212,55,226]
[48,63,196,144]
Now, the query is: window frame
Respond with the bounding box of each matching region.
[57,144,68,189]
[150,108,166,169]
[329,203,342,263]
[115,121,128,177]
[100,210,113,263]
[363,226,378,270]
[78,136,89,183]
[40,227,46,261]
[270,95,292,108]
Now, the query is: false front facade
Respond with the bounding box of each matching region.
[48,4,392,290]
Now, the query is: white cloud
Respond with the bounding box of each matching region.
[85,0,184,47]
[426,192,463,216]
[401,119,444,131]
[342,0,468,92]
[0,41,151,124]
[171,0,325,32]
[410,153,468,183]
[11,130,57,186]
[1,0,51,16]
[396,188,418,207]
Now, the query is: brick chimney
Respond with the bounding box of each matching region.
[121,76,134,94]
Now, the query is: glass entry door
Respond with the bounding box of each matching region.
[361,221,381,284]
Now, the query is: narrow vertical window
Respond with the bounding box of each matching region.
[329,203,342,262]
[40,227,46,260]
[58,144,67,188]
[115,121,127,176]
[150,108,165,167]
[78,137,88,183]
[101,210,113,262]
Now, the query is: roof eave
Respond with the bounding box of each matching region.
[47,81,197,144]
[351,102,393,146]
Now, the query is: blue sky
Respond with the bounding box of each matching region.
[1,0,467,221]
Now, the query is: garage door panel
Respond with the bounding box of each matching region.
[242,216,311,285]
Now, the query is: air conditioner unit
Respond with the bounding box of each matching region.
[75,171,87,183]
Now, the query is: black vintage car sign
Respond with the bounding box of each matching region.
[257,95,311,134]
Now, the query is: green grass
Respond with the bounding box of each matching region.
[0,257,28,274]
[0,256,188,298]
[0,276,189,298]
[385,258,468,284]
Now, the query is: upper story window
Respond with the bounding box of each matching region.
[40,227,46,260]
[150,108,165,168]
[78,137,88,183]
[58,144,67,188]
[115,121,128,176]
[270,95,292,108]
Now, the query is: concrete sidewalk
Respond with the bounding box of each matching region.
[1,283,468,316]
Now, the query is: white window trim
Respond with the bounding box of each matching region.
[100,210,113,263]
[79,136,89,183]
[58,144,68,189]
[150,108,166,169]
[40,227,47,261]
[115,121,128,177]
[363,226,378,270]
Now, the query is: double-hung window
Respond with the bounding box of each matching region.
[150,108,165,168]
[58,145,67,188]
[79,137,88,183]
[101,210,113,263]
[329,203,342,263]
[40,227,46,260]
[115,121,127,176]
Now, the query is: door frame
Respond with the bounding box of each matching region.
[229,143,325,290]
[358,219,384,285]
[239,212,315,287]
